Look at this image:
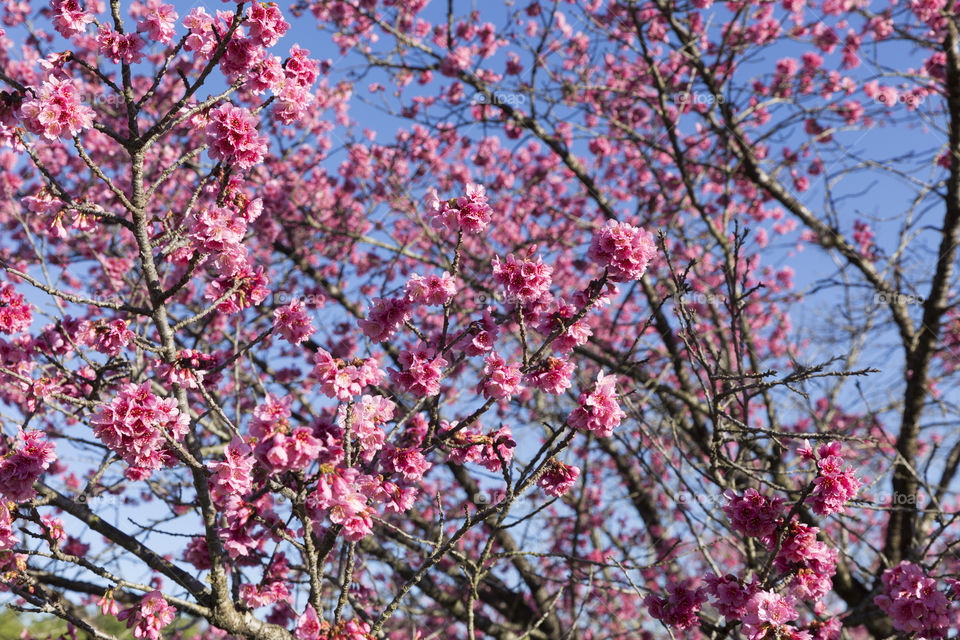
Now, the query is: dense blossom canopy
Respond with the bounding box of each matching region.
[0,0,958,639]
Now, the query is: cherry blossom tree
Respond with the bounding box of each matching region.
[0,0,959,639]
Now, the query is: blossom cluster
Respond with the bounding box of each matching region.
[116,590,176,640]
[537,458,580,497]
[722,489,784,538]
[295,604,374,640]
[426,183,493,233]
[90,383,189,480]
[312,349,384,401]
[205,103,269,170]
[273,298,316,344]
[644,581,706,630]
[0,282,31,335]
[0,430,57,503]
[802,441,861,516]
[446,424,516,472]
[19,77,94,140]
[874,561,955,638]
[588,220,658,282]
[492,249,553,306]
[388,346,448,397]
[248,394,322,474]
[567,372,624,438]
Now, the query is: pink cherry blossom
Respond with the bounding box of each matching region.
[204,103,269,170]
[492,249,553,306]
[0,282,31,334]
[588,220,657,282]
[478,351,522,400]
[875,561,954,638]
[537,459,580,497]
[89,382,189,479]
[722,488,784,538]
[567,372,624,438]
[644,580,706,630]
[388,346,447,397]
[136,2,178,44]
[273,298,316,344]
[19,76,94,140]
[117,590,176,640]
[50,0,94,38]
[0,429,57,502]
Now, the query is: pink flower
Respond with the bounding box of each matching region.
[742,591,798,640]
[155,349,220,390]
[50,0,95,37]
[588,220,657,282]
[284,45,319,88]
[439,46,473,77]
[388,346,447,397]
[359,296,411,343]
[454,308,499,356]
[340,395,393,461]
[0,282,31,334]
[722,489,784,538]
[189,205,246,254]
[137,2,178,44]
[312,349,383,401]
[247,2,289,47]
[97,591,120,617]
[806,442,861,516]
[294,604,322,640]
[204,103,268,170]
[0,429,57,503]
[20,77,94,140]
[308,468,374,541]
[537,299,592,354]
[249,55,286,94]
[455,183,493,233]
[97,24,146,64]
[492,249,553,306]
[220,36,264,80]
[446,426,516,471]
[704,573,758,620]
[405,272,457,306]
[76,319,133,357]
[273,298,316,344]
[90,383,189,480]
[478,352,522,400]
[567,372,624,438]
[644,580,706,630]
[117,591,176,640]
[537,459,580,497]
[207,437,255,503]
[0,503,19,550]
[183,7,218,59]
[526,357,574,394]
[874,562,953,638]
[426,183,493,233]
[384,446,432,482]
[772,522,837,602]
[203,264,270,313]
